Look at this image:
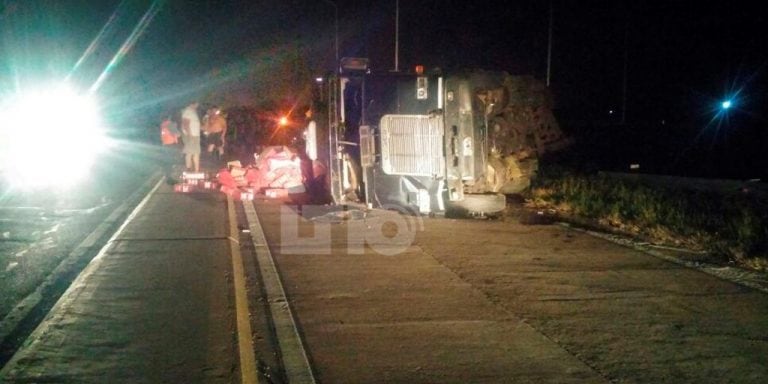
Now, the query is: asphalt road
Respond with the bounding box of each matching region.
[0,142,164,363]
[0,181,239,383]
[2,164,767,382]
[253,200,768,383]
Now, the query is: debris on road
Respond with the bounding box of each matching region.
[310,208,367,223]
[213,146,309,202]
[172,146,311,203]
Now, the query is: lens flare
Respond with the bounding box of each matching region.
[0,84,107,187]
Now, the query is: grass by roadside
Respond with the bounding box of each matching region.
[525,170,768,272]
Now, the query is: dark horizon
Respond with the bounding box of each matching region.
[0,0,765,178]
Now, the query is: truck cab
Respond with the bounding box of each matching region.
[314,59,563,216]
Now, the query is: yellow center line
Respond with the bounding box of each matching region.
[227,196,259,384]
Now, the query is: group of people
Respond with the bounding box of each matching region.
[160,101,228,173]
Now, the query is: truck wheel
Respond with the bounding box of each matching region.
[447,193,507,217]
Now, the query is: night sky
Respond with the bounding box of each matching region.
[1,0,766,178]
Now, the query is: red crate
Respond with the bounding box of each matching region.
[220,185,237,196]
[173,183,194,193]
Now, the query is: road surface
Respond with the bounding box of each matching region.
[253,201,768,383]
[0,147,163,364]
[1,183,767,383]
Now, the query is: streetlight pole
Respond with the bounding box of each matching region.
[546,0,553,87]
[394,0,399,72]
[621,19,628,125]
[322,0,339,72]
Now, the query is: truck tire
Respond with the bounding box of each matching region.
[447,193,507,217]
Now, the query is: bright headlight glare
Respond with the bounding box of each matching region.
[0,84,106,188]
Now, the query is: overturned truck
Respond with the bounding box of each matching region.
[312,60,569,216]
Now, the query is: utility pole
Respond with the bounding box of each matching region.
[322,0,339,72]
[333,2,338,70]
[621,20,628,125]
[546,0,553,87]
[394,0,400,72]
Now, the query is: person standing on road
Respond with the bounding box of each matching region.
[160,114,180,146]
[159,114,181,181]
[303,106,317,161]
[203,106,227,161]
[181,101,201,172]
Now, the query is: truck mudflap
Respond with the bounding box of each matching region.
[363,170,445,215]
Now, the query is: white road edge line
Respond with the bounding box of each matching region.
[0,172,162,346]
[0,174,164,376]
[243,201,316,384]
[562,223,768,294]
[226,196,259,384]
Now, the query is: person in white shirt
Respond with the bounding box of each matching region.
[303,107,317,161]
[181,102,201,172]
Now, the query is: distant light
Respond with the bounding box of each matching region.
[608,110,614,115]
[721,100,732,109]
[315,77,323,83]
[279,116,288,126]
